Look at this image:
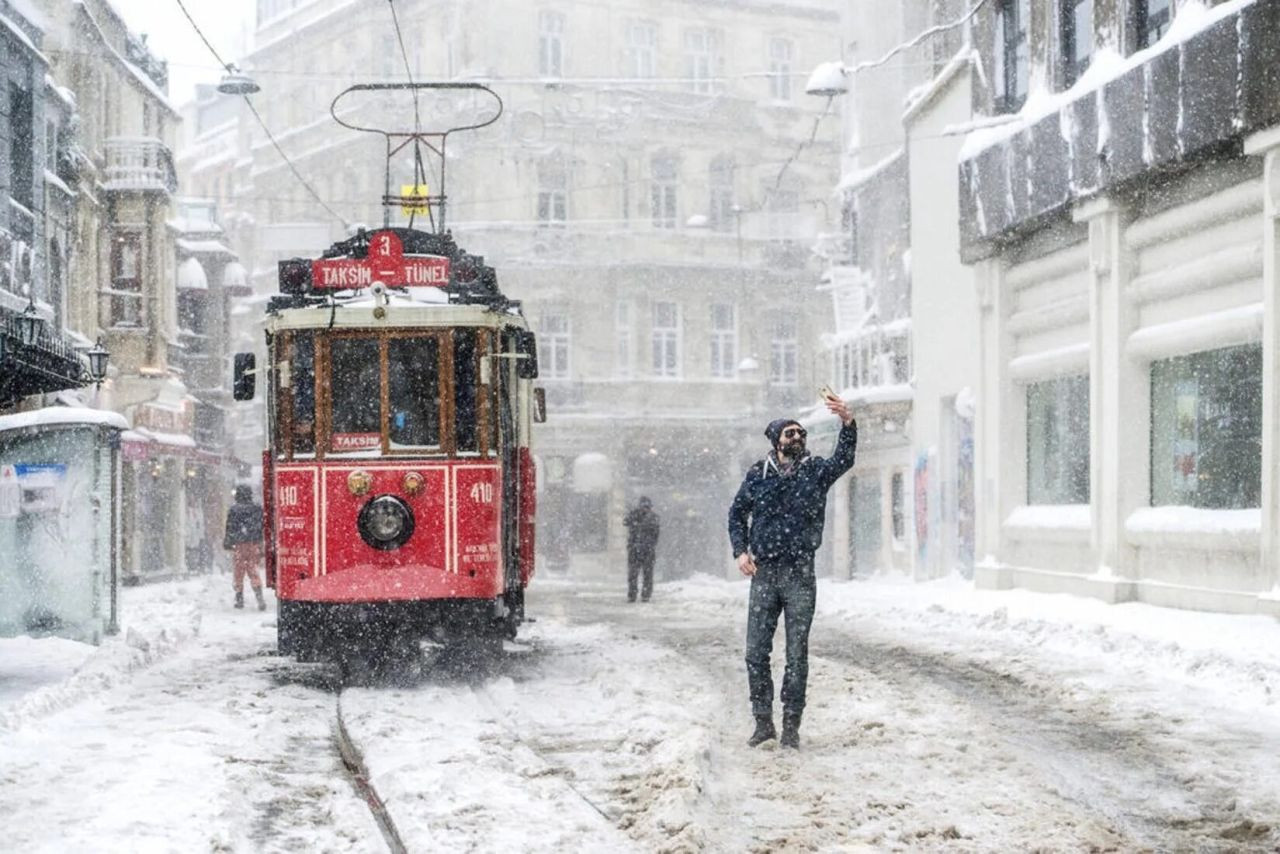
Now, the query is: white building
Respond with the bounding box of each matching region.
[960,0,1280,616]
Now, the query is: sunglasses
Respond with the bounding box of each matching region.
[782,427,807,439]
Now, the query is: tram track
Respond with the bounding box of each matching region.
[335,691,410,854]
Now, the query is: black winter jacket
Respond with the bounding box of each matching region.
[623,507,661,558]
[728,421,857,564]
[223,499,264,549]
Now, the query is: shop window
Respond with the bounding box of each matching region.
[1151,344,1261,509]
[1027,375,1090,504]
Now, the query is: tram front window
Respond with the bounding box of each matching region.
[331,338,381,452]
[389,338,441,448]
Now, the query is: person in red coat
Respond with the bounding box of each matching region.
[223,485,266,610]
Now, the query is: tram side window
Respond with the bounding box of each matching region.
[331,338,381,451]
[292,334,315,455]
[389,338,441,448]
[454,330,479,453]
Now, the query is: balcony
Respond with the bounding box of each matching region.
[102,137,177,195]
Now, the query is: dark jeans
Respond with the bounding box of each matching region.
[745,558,816,718]
[628,553,654,601]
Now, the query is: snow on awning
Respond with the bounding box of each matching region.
[120,427,198,461]
[177,257,208,291]
[835,148,904,195]
[221,261,250,294]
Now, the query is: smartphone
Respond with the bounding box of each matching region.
[818,384,839,403]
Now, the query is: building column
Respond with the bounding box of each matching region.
[830,473,851,580]
[1075,196,1140,592]
[1245,128,1280,603]
[973,258,1013,587]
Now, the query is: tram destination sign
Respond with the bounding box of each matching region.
[311,230,450,290]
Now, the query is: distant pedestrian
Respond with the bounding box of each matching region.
[223,485,266,611]
[728,394,856,749]
[623,496,660,602]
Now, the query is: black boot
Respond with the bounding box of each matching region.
[254,588,266,611]
[747,715,777,747]
[780,713,801,749]
[233,591,244,609]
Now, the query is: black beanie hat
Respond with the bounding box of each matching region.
[764,418,802,447]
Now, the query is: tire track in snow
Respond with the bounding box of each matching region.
[814,637,1278,851]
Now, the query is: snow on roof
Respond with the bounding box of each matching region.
[72,1,179,117]
[44,74,75,108]
[958,0,1259,162]
[902,47,976,124]
[0,13,47,65]
[0,407,129,433]
[835,147,904,195]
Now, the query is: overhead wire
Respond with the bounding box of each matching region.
[171,0,349,229]
[386,0,435,230]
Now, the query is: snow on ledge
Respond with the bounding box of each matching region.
[957,0,1261,162]
[1004,505,1091,541]
[1126,506,1261,551]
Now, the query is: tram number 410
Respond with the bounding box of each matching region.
[469,482,494,504]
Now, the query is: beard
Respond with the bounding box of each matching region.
[778,440,806,460]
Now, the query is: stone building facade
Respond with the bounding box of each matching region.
[217,0,844,580]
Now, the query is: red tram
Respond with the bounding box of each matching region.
[232,84,542,663]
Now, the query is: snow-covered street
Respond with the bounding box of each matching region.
[3,573,1279,852]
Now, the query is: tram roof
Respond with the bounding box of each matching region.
[265,298,529,333]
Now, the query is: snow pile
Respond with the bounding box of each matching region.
[0,579,204,731]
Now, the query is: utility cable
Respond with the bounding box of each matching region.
[172,0,349,229]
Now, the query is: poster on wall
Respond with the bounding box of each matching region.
[914,454,928,561]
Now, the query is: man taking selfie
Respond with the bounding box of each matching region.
[727,394,857,749]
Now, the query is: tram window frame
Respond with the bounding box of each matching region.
[311,328,501,459]
[388,335,444,451]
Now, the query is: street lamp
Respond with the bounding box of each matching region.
[87,337,109,383]
[217,64,259,96]
[804,61,849,98]
[17,297,42,346]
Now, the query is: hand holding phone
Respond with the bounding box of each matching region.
[818,384,839,404]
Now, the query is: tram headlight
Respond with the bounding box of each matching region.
[347,469,372,496]
[357,495,415,551]
[402,471,425,496]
